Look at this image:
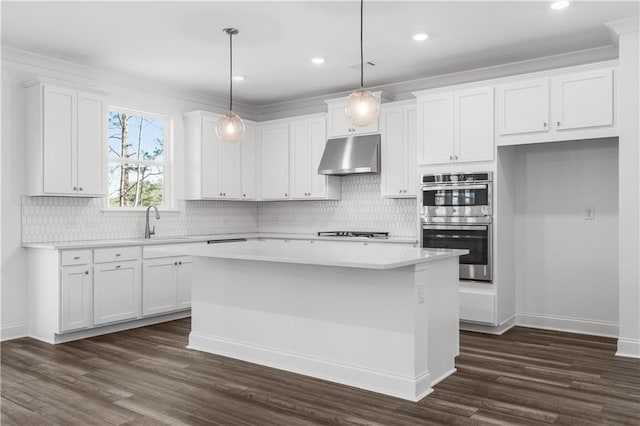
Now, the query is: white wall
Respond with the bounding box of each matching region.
[608,18,640,358]
[514,139,619,336]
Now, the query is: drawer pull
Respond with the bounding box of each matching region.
[115,253,121,257]
[115,265,121,269]
[74,256,80,260]
[85,270,89,275]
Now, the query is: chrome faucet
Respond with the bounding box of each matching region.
[144,205,160,239]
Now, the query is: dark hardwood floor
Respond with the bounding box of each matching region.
[2,319,639,425]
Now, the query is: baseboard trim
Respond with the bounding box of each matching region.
[1,323,28,341]
[45,310,191,344]
[515,313,618,338]
[188,332,432,402]
[460,315,516,335]
[616,338,640,359]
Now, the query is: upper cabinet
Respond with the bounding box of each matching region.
[380,101,417,198]
[260,121,290,200]
[416,86,494,165]
[184,110,254,200]
[289,116,340,200]
[240,123,257,200]
[324,93,381,138]
[25,82,107,197]
[496,67,615,146]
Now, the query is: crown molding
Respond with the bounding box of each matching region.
[606,17,640,44]
[1,46,258,120]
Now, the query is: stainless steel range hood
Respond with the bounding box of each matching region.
[317,134,381,176]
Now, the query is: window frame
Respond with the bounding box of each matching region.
[103,106,175,212]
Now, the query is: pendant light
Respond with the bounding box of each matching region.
[345,0,379,127]
[216,28,245,143]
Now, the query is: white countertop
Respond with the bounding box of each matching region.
[145,239,466,270]
[22,233,418,250]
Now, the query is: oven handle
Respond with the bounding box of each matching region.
[422,184,488,192]
[423,224,489,231]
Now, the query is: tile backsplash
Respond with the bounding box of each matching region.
[21,175,418,243]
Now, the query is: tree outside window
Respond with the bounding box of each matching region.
[107,109,168,208]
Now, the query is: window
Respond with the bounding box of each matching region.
[107,108,171,209]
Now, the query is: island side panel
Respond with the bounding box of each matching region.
[189,257,424,400]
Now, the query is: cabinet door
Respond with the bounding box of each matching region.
[43,85,77,194]
[241,123,257,200]
[142,258,177,316]
[60,266,92,332]
[455,87,495,163]
[177,259,192,309]
[200,117,223,198]
[380,105,405,197]
[552,69,614,131]
[94,261,141,325]
[76,91,106,196]
[290,119,311,199]
[497,79,549,135]
[260,123,290,200]
[403,106,418,197]
[220,137,242,199]
[309,117,329,198]
[327,101,379,138]
[418,93,454,165]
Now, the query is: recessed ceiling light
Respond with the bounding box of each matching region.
[232,75,244,82]
[413,33,429,41]
[311,57,325,65]
[550,1,570,10]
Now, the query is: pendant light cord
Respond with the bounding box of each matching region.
[360,0,364,89]
[229,31,233,112]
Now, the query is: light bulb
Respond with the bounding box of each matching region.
[345,89,380,127]
[215,112,245,143]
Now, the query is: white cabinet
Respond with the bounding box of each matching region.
[496,67,616,145]
[240,123,257,200]
[416,86,494,165]
[142,256,191,316]
[289,116,340,200]
[184,110,246,200]
[260,122,290,200]
[93,260,141,325]
[325,93,380,138]
[25,82,106,197]
[60,265,92,332]
[497,79,549,136]
[380,102,417,198]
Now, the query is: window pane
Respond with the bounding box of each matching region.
[108,162,164,208]
[108,111,165,162]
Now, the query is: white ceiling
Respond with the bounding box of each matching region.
[2,1,638,106]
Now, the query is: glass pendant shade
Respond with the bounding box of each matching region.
[345,89,380,127]
[215,112,245,144]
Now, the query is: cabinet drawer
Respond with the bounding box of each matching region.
[94,246,140,263]
[460,290,496,324]
[61,250,91,266]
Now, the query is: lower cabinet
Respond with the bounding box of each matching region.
[93,260,141,325]
[60,265,92,332]
[142,256,192,316]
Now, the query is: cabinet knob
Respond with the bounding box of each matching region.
[115,253,121,257]
[115,265,121,269]
[454,155,458,160]
[79,187,83,191]
[399,189,402,193]
[284,193,288,197]
[174,262,178,266]
[73,186,77,191]
[84,270,89,275]
[74,256,80,260]
[178,261,182,265]
[449,155,453,161]
[557,121,561,127]
[223,193,226,196]
[243,194,246,197]
[543,122,547,128]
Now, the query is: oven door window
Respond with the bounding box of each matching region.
[422,187,489,207]
[422,228,488,265]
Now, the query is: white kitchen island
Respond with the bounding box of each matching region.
[148,239,467,401]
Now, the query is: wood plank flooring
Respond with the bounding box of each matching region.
[2,319,639,425]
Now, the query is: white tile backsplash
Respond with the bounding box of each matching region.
[21,175,418,243]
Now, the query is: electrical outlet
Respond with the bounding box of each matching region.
[585,207,595,220]
[417,285,425,304]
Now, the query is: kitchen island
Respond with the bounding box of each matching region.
[148,239,467,401]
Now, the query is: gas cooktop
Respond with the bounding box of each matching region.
[317,231,390,239]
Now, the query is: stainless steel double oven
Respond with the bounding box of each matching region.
[420,172,493,282]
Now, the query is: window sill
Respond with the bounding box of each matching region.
[101,209,181,217]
